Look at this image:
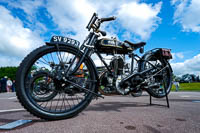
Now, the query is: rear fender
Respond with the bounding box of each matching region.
[138,48,173,72]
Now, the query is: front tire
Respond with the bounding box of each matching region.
[16,45,97,120]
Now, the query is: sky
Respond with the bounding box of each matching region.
[0,0,200,76]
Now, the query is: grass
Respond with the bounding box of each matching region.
[171,82,200,91]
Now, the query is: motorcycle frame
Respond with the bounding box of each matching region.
[66,32,163,82]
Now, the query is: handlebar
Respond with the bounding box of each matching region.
[86,13,116,36]
[86,13,98,31]
[100,16,116,23]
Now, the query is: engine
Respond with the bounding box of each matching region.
[99,55,131,95]
[110,56,124,75]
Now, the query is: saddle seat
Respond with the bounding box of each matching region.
[124,40,146,50]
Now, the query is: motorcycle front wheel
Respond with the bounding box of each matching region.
[16,45,97,120]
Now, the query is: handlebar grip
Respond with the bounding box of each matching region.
[100,16,116,22]
[86,13,98,31]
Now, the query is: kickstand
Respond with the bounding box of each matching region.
[149,87,170,108]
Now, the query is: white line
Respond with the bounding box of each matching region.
[0,108,25,113]
[192,100,200,103]
[180,95,200,98]
[0,98,9,100]
[180,95,191,98]
[0,97,17,100]
[8,97,17,99]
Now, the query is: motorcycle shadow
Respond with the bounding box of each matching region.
[85,101,152,112]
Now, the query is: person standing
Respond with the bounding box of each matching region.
[6,78,13,92]
[0,79,2,93]
[12,80,16,92]
[174,81,180,92]
[1,76,7,92]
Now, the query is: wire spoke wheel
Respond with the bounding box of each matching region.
[143,55,172,98]
[29,71,57,102]
[16,45,97,120]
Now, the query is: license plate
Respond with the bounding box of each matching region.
[50,36,80,47]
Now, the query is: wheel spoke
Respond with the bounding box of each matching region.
[144,56,171,97]
[55,93,61,111]
[50,53,55,63]
[38,59,50,66]
[22,47,96,119]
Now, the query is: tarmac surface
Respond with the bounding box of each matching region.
[0,91,200,133]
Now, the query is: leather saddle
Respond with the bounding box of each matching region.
[124,40,146,50]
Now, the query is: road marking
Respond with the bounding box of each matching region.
[0,108,25,113]
[180,95,191,98]
[192,100,200,103]
[0,98,9,100]
[8,97,17,99]
[180,95,200,98]
[0,120,32,130]
[0,97,17,100]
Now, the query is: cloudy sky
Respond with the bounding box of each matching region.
[0,0,200,76]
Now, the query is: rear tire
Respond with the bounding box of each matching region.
[130,90,143,97]
[140,54,172,98]
[16,45,97,120]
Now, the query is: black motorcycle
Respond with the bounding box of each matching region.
[16,13,173,120]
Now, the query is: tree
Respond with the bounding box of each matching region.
[0,67,18,80]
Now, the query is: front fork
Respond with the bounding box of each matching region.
[65,32,97,76]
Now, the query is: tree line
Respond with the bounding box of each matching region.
[0,66,200,84]
[174,74,200,83]
[0,67,18,80]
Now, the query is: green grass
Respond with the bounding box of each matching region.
[171,82,200,91]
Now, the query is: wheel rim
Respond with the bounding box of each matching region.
[24,48,95,114]
[145,56,171,97]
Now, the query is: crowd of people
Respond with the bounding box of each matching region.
[0,76,16,93]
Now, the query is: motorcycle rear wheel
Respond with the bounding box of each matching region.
[140,54,172,98]
[130,90,143,97]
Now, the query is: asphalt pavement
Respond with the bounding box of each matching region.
[0,91,200,133]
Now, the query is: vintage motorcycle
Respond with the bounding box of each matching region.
[16,13,173,120]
